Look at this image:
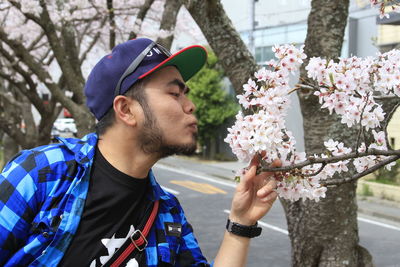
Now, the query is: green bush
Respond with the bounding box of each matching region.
[360,184,373,197]
[187,49,239,149]
[372,159,400,185]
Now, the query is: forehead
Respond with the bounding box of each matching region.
[144,66,183,85]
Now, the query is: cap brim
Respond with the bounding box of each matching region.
[138,45,207,82]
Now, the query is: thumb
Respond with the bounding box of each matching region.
[238,165,257,191]
[270,159,282,168]
[238,154,259,190]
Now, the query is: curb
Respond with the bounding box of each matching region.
[357,207,400,223]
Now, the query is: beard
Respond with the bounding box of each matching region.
[137,106,197,158]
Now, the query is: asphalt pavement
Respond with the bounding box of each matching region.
[155,155,400,266]
[158,155,400,224]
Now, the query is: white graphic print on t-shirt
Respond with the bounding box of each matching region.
[90,225,138,267]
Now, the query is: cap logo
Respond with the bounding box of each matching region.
[146,46,166,57]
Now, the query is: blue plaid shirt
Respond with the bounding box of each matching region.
[0,133,210,266]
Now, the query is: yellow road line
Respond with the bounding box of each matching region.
[170,180,227,194]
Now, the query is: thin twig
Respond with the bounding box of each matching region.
[322,155,400,186]
[355,93,370,154]
[261,148,400,173]
[302,163,327,177]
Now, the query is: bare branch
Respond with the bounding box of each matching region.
[0,91,22,108]
[27,31,45,51]
[107,0,116,49]
[79,18,107,64]
[0,27,81,114]
[355,93,370,153]
[8,0,42,25]
[295,83,317,91]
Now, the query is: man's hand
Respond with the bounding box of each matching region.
[229,155,282,225]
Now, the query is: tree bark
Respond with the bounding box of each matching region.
[2,134,19,166]
[107,0,116,49]
[156,0,181,50]
[181,0,258,94]
[181,0,380,266]
[129,0,155,39]
[285,1,374,266]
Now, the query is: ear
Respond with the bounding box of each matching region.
[113,96,138,126]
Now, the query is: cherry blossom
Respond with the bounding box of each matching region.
[370,0,400,18]
[226,43,400,202]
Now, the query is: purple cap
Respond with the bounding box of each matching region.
[84,38,207,120]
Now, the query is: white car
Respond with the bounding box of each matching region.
[54,118,77,133]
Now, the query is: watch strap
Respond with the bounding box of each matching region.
[226,218,262,238]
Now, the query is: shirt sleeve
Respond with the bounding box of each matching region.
[174,202,211,267]
[0,150,39,264]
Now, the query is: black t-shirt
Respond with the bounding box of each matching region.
[59,147,151,267]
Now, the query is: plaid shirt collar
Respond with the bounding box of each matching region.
[57,133,171,202]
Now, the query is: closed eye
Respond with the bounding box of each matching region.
[170,92,180,97]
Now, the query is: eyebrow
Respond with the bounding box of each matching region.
[167,79,190,94]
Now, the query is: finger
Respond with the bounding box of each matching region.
[238,164,257,190]
[260,191,278,203]
[270,159,282,168]
[256,179,277,198]
[239,154,262,188]
[249,154,260,168]
[256,158,283,179]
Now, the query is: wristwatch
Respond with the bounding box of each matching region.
[226,218,262,238]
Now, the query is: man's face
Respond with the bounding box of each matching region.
[136,66,198,157]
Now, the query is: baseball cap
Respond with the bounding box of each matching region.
[84,38,207,120]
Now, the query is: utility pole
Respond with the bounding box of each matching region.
[249,0,256,55]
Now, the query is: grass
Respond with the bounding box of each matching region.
[360,184,374,197]
[369,179,399,186]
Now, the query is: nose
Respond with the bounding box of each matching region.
[183,95,196,114]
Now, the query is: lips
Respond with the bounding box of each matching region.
[188,122,198,132]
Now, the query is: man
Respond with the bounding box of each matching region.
[0,38,279,266]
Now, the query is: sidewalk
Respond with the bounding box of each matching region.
[158,155,400,224]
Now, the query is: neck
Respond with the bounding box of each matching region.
[97,127,158,179]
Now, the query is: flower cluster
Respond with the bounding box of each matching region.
[353,131,396,172]
[370,0,400,18]
[306,55,392,130]
[226,44,305,163]
[226,45,331,202]
[226,44,399,202]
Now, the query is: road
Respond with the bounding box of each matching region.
[153,157,400,267]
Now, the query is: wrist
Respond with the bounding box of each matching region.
[226,218,262,238]
[228,214,257,226]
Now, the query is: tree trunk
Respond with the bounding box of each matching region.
[181,0,258,94]
[286,0,374,266]
[156,0,181,50]
[129,0,156,39]
[2,134,19,166]
[183,1,377,265]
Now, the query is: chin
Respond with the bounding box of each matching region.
[159,141,197,158]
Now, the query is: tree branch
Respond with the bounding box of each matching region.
[129,0,155,39]
[79,17,108,64]
[323,155,400,186]
[156,0,181,50]
[180,0,258,94]
[107,0,116,49]
[0,27,71,105]
[261,148,400,173]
